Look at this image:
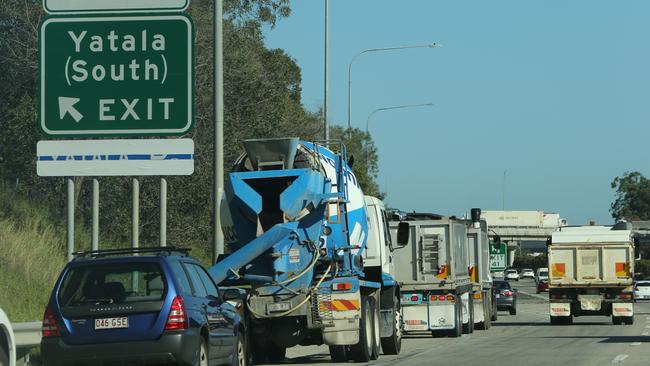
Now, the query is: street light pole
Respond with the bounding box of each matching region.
[347,43,439,130]
[213,0,225,264]
[502,169,508,211]
[365,102,434,134]
[323,0,329,141]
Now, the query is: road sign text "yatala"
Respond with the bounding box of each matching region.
[40,15,194,136]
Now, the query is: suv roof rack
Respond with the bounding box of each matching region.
[73,246,191,259]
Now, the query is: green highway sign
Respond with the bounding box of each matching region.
[489,242,507,271]
[39,15,194,136]
[43,0,189,14]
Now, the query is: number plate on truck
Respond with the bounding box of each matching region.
[95,317,128,330]
[267,302,291,313]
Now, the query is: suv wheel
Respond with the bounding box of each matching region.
[196,339,209,366]
[231,332,246,366]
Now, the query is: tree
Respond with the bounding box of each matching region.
[329,126,384,199]
[610,171,650,221]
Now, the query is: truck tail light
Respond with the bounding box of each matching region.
[410,295,419,301]
[473,292,482,300]
[42,305,61,338]
[333,282,352,291]
[429,295,437,301]
[617,293,632,300]
[445,295,454,301]
[165,295,188,330]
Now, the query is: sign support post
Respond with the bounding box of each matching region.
[67,178,75,261]
[92,179,99,251]
[160,178,167,247]
[132,178,139,249]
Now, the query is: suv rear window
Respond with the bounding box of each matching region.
[59,262,166,306]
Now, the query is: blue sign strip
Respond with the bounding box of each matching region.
[37,154,194,161]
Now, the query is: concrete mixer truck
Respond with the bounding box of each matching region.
[209,138,407,363]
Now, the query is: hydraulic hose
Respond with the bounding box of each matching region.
[246,263,332,318]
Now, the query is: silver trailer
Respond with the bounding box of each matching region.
[464,209,497,330]
[389,214,473,337]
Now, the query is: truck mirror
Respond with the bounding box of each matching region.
[492,235,501,251]
[397,222,410,246]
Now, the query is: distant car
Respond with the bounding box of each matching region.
[536,280,549,294]
[521,269,535,279]
[41,247,246,366]
[491,271,505,279]
[535,267,549,284]
[634,281,650,301]
[494,280,517,315]
[504,269,520,281]
[0,308,15,366]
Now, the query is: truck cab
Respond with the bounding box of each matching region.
[363,196,404,355]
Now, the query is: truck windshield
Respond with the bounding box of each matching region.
[59,262,166,306]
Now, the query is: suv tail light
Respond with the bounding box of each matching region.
[502,290,514,297]
[42,305,61,337]
[165,296,188,330]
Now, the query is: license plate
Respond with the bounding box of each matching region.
[267,302,291,313]
[95,317,128,330]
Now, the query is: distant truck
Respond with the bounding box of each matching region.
[548,224,635,325]
[389,213,473,337]
[464,209,497,330]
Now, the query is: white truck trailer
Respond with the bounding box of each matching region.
[548,224,635,325]
[465,209,497,330]
[389,213,473,337]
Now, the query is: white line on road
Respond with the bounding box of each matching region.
[630,342,641,346]
[612,354,629,363]
[642,332,648,336]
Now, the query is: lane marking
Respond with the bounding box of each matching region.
[642,332,648,336]
[630,342,641,346]
[612,354,629,363]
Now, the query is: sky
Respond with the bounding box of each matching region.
[262,0,650,225]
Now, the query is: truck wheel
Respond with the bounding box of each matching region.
[0,346,8,366]
[624,316,634,325]
[462,294,474,334]
[329,346,349,362]
[448,298,462,338]
[612,316,622,325]
[380,296,402,355]
[350,296,374,362]
[550,316,561,325]
[370,297,380,360]
[267,346,286,363]
[509,306,517,316]
[252,343,268,364]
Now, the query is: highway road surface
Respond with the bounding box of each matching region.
[272,278,650,366]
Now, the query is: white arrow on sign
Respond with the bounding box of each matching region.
[58,96,83,122]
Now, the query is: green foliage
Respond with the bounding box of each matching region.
[512,250,547,270]
[610,171,650,221]
[329,126,384,199]
[634,259,650,279]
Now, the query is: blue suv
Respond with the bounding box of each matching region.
[41,247,246,366]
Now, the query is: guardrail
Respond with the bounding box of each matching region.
[11,322,41,366]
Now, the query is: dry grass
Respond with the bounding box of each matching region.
[0,185,68,321]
